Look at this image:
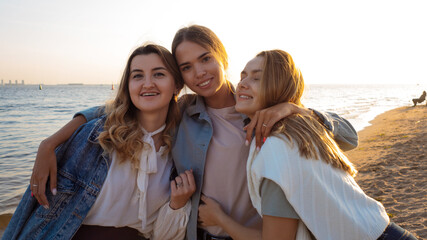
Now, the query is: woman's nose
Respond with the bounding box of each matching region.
[143,76,155,88]
[238,78,248,89]
[195,64,206,78]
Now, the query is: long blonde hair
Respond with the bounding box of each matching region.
[258,50,357,176]
[98,44,184,167]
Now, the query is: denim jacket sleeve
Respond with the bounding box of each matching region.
[2,118,106,240]
[311,109,359,151]
[73,106,105,122]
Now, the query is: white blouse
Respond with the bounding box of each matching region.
[83,125,191,240]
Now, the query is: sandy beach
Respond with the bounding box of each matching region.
[345,106,426,239]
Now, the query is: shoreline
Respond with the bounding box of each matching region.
[345,106,426,239]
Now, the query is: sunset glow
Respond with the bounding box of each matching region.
[0,0,426,86]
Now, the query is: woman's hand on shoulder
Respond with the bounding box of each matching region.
[244,102,312,150]
[30,139,58,209]
[30,115,87,208]
[169,169,196,210]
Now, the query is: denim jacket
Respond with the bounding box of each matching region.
[3,116,110,240]
[67,95,358,240]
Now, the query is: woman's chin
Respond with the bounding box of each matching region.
[235,106,253,118]
[234,104,244,114]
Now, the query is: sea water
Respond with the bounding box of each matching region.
[0,83,426,228]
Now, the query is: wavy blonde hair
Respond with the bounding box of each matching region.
[257,50,357,176]
[98,44,184,167]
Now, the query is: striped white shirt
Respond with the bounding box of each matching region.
[247,135,389,240]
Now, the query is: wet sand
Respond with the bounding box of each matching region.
[345,106,426,239]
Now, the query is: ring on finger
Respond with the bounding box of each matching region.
[262,123,267,127]
[176,183,183,188]
[32,184,38,187]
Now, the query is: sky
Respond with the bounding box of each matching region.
[0,0,426,86]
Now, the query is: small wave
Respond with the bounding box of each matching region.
[53,109,73,113]
[44,105,59,109]
[0,121,18,125]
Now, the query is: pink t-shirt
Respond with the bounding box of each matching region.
[201,106,262,236]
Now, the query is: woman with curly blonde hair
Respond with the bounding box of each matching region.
[3,44,196,240]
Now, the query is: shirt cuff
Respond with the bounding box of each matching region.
[167,200,192,216]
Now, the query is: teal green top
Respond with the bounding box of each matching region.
[260,178,300,219]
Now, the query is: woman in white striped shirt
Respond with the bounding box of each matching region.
[198,50,416,240]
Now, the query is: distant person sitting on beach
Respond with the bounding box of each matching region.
[2,44,195,240]
[198,50,417,240]
[412,90,426,106]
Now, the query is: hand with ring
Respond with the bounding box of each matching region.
[30,184,38,197]
[244,102,311,151]
[30,139,59,209]
[30,115,87,209]
[169,169,196,210]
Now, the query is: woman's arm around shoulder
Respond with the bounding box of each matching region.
[31,106,105,207]
[244,102,358,151]
[310,109,358,151]
[30,105,104,206]
[31,115,88,207]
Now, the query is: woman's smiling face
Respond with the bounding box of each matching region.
[235,56,265,118]
[174,41,227,99]
[128,53,176,116]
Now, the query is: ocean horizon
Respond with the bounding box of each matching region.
[1,83,426,230]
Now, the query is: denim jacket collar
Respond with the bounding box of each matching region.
[185,95,210,121]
